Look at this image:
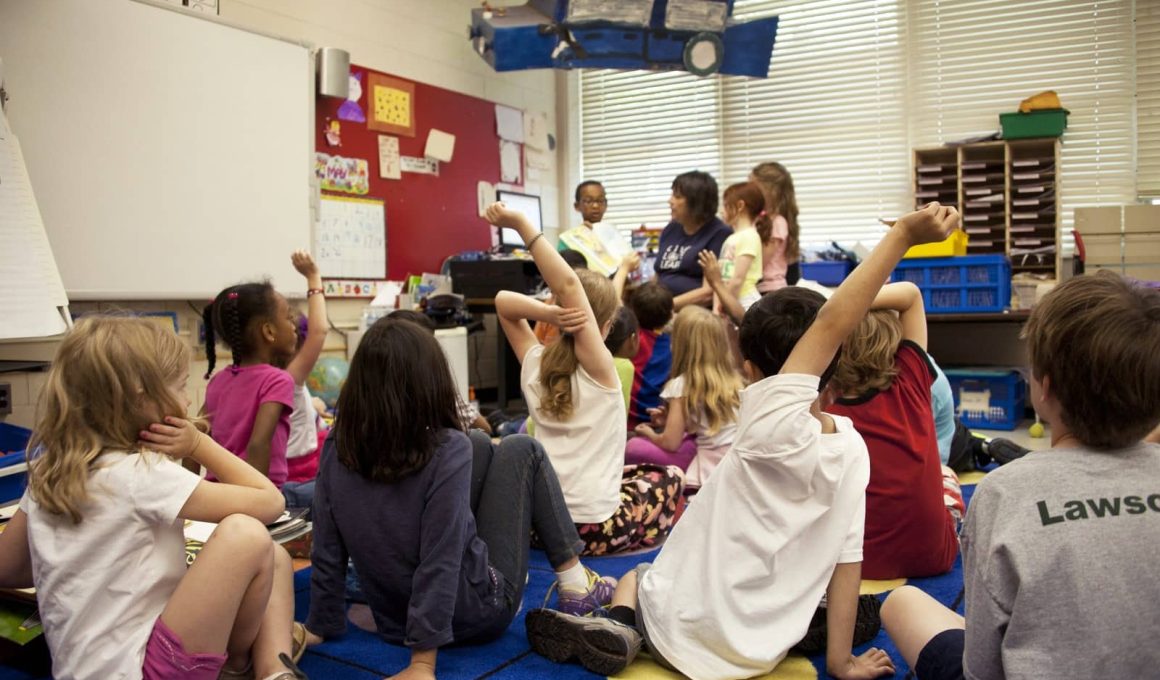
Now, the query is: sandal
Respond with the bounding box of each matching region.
[291,622,307,663]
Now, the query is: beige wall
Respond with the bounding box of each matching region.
[0,0,563,430]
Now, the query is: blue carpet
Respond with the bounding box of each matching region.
[0,484,980,679]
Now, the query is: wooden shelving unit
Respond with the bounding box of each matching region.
[914,139,1062,280]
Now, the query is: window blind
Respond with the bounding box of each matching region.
[1138,0,1160,198]
[908,0,1136,239]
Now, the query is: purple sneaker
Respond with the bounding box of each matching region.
[555,567,617,617]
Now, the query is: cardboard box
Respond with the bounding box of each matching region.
[1082,234,1122,266]
[1123,233,1160,264]
[1124,205,1160,234]
[1075,206,1122,235]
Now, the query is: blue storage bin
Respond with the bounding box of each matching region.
[944,369,1026,431]
[891,255,1011,313]
[0,423,32,504]
[801,260,855,286]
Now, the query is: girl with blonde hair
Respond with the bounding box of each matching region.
[627,306,743,488]
[488,202,684,556]
[0,316,303,680]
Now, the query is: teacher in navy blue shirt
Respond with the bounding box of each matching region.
[654,171,732,310]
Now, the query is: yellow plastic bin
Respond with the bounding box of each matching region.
[904,230,968,259]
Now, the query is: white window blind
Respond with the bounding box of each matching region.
[579,69,722,233]
[723,0,911,246]
[908,0,1136,239]
[1138,0,1160,198]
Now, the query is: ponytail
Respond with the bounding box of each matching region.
[538,336,581,419]
[202,302,217,379]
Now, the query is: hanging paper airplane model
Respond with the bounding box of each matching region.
[469,0,779,78]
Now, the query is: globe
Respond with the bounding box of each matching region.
[307,356,349,409]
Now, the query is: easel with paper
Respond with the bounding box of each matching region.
[0,93,70,340]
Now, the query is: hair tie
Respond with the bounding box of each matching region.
[758,210,768,218]
[227,292,239,300]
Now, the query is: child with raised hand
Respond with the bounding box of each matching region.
[827,282,961,579]
[881,271,1160,680]
[487,202,684,556]
[200,253,311,500]
[6,316,302,680]
[282,250,327,506]
[304,317,613,677]
[626,306,742,488]
[524,203,959,679]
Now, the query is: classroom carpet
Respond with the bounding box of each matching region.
[0,482,981,680]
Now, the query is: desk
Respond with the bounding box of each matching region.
[466,298,523,410]
[927,310,1031,368]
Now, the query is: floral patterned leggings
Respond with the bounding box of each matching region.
[574,463,686,556]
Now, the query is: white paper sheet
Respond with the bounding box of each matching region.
[495,104,525,143]
[523,110,549,150]
[500,140,522,184]
[425,129,456,163]
[400,155,439,176]
[377,135,401,180]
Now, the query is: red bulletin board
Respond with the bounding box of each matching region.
[316,65,506,279]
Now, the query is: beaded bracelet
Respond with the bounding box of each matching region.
[307,288,324,297]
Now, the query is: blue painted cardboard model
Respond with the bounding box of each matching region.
[470,0,779,78]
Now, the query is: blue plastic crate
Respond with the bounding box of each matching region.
[944,369,1026,431]
[801,260,855,286]
[891,254,1011,313]
[0,423,31,504]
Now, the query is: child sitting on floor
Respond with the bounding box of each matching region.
[282,251,328,507]
[0,317,302,680]
[200,252,316,506]
[628,281,675,427]
[714,181,767,312]
[626,306,742,488]
[604,305,640,414]
[881,270,1160,680]
[303,317,614,678]
[826,282,961,580]
[523,203,960,678]
[488,202,684,556]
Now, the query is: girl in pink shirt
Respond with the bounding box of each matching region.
[750,162,801,294]
[201,251,319,493]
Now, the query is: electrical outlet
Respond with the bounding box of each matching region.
[0,383,11,416]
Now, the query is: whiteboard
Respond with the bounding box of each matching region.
[316,196,387,279]
[0,0,314,300]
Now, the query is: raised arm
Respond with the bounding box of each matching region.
[286,250,328,385]
[612,251,641,301]
[781,204,959,377]
[487,203,617,388]
[870,281,927,349]
[699,250,746,325]
[495,291,584,364]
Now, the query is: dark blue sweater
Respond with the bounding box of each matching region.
[305,429,506,650]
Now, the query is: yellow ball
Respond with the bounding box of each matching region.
[1029,422,1045,438]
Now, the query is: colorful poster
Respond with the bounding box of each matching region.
[368,73,416,137]
[315,153,370,195]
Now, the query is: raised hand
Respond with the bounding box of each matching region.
[893,202,961,248]
[622,251,641,272]
[484,202,528,232]
[291,249,319,278]
[698,250,724,286]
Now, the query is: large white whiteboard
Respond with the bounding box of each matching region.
[0,0,314,300]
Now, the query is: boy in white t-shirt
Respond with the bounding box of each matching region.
[525,203,961,679]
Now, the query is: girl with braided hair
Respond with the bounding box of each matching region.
[201,251,319,500]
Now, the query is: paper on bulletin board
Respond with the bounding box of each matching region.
[524,111,550,151]
[315,153,370,194]
[525,147,552,171]
[500,140,522,184]
[425,129,456,163]
[378,135,401,180]
[400,156,439,176]
[477,181,496,217]
[316,196,386,280]
[495,104,525,143]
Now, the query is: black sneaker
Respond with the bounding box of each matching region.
[525,608,642,675]
[985,438,1031,465]
[791,594,882,656]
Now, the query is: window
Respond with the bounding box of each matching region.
[578,0,1141,250]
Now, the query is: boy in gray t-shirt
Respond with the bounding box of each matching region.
[880,271,1160,680]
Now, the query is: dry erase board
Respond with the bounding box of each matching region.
[0,0,314,300]
[316,196,386,279]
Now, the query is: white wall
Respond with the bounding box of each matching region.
[0,0,567,428]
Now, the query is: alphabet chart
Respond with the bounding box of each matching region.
[316,196,386,279]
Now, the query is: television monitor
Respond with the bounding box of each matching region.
[495,189,542,248]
